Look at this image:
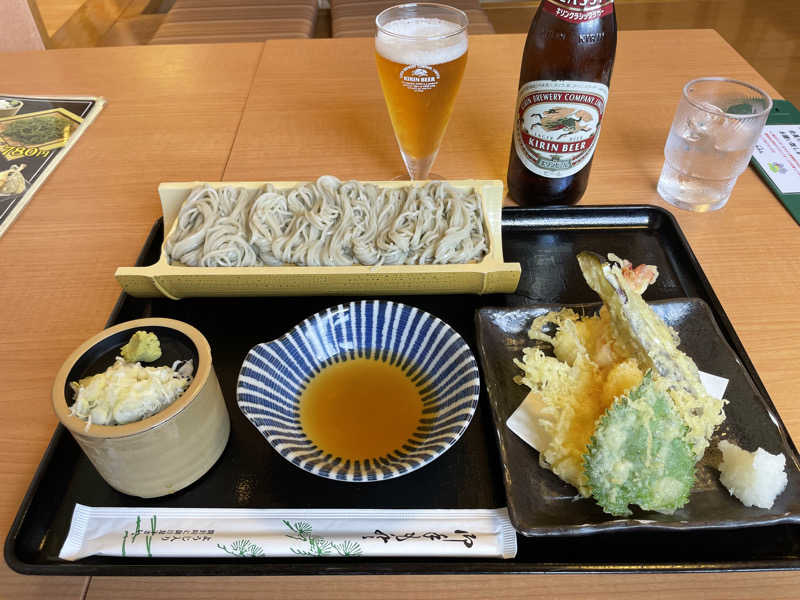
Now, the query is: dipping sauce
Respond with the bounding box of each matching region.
[299,357,423,460]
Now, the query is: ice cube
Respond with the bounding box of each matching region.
[713,118,758,153]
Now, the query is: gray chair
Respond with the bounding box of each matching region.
[149,0,318,44]
[331,0,494,38]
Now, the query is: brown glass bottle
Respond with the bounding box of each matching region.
[507,0,617,206]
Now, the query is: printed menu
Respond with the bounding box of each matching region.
[0,94,105,238]
[752,125,800,195]
[750,99,800,226]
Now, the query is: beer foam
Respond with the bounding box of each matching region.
[376,17,468,66]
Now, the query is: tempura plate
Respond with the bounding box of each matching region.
[476,299,800,536]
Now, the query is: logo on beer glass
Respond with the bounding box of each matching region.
[399,65,441,93]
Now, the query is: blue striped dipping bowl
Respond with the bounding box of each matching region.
[236,300,481,482]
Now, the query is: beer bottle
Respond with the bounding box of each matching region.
[507,0,617,206]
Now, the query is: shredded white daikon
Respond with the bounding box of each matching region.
[69,357,193,430]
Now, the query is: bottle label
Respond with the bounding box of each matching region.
[542,0,614,23]
[513,80,609,178]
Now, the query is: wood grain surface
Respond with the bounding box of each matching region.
[86,572,800,599]
[0,41,263,599]
[0,30,798,599]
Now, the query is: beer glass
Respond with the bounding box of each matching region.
[657,78,772,212]
[375,3,468,180]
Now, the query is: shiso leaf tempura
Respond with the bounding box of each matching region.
[584,371,695,516]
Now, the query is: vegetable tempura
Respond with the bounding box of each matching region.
[514,252,726,515]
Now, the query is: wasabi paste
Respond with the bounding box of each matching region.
[120,330,162,363]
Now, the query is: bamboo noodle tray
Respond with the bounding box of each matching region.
[115,179,521,299]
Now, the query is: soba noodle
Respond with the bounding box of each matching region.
[164,176,488,267]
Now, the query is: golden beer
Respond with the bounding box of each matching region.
[375,6,468,179]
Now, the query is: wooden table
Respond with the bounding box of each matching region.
[1,30,799,599]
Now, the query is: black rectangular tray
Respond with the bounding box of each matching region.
[7,205,800,575]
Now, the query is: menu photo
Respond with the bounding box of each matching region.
[0,94,105,238]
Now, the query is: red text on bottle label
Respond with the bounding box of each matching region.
[513,80,609,178]
[542,0,614,23]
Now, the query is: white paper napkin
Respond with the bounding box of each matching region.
[508,371,728,453]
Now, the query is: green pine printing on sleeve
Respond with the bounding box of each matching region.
[583,372,696,517]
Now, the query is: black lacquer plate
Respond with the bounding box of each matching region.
[477,299,800,536]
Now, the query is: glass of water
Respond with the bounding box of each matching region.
[657,78,772,212]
